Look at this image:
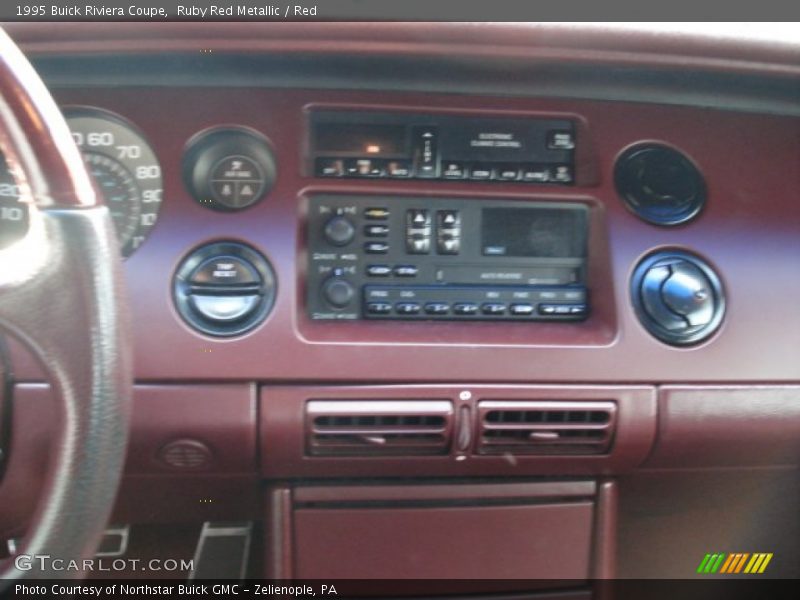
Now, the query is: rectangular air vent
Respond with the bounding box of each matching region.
[306,400,453,456]
[477,401,617,455]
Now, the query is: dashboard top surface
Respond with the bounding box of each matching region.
[1,23,798,384]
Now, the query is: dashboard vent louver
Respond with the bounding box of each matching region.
[477,401,616,455]
[306,400,453,456]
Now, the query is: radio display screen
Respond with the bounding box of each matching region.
[314,123,408,157]
[481,207,587,258]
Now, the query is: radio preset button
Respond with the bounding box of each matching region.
[366,302,392,315]
[424,302,450,315]
[393,265,419,277]
[395,302,421,315]
[366,265,392,277]
[482,303,507,315]
[510,304,535,316]
[364,207,390,220]
[364,241,390,254]
[364,224,389,237]
[453,303,479,315]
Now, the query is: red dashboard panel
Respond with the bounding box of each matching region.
[0,24,797,582]
[0,384,259,536]
[644,386,800,468]
[3,87,797,384]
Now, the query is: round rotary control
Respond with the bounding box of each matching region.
[615,144,706,226]
[631,250,725,346]
[173,242,277,337]
[322,277,355,308]
[183,127,276,211]
[323,215,356,247]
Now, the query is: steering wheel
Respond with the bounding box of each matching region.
[0,29,132,583]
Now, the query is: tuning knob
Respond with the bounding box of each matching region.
[631,250,725,345]
[322,277,355,309]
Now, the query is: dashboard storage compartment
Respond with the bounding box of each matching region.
[269,481,602,587]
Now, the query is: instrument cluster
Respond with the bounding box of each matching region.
[0,106,163,256]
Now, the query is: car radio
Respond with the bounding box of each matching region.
[306,195,589,322]
[309,111,575,184]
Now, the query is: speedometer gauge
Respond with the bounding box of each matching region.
[0,107,163,257]
[66,108,163,256]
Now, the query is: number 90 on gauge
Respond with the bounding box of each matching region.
[0,106,164,257]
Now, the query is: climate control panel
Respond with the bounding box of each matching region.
[306,195,589,322]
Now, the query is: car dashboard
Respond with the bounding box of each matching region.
[0,22,798,584]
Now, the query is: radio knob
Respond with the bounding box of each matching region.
[323,216,356,247]
[322,277,355,308]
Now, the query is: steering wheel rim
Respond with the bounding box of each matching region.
[0,28,132,583]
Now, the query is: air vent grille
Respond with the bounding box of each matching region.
[477,401,616,455]
[306,400,453,456]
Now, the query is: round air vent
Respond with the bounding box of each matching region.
[615,144,706,226]
[631,250,725,346]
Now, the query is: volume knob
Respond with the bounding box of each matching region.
[323,216,356,247]
[322,278,355,308]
